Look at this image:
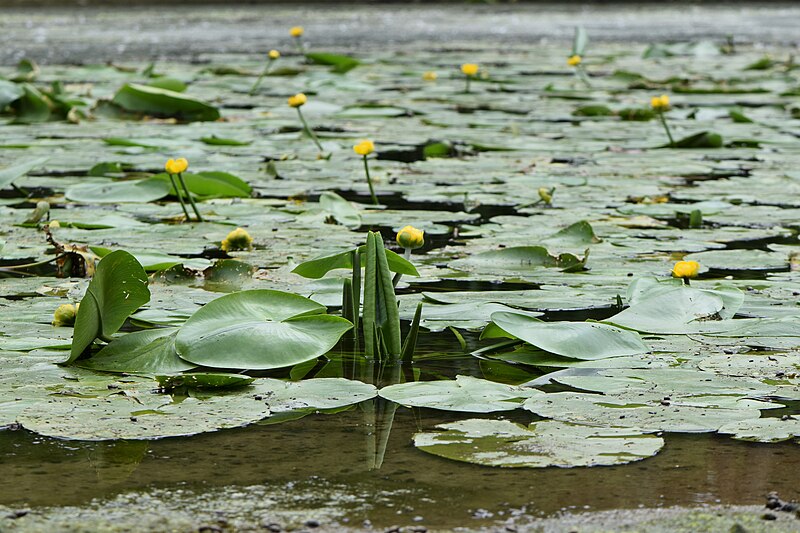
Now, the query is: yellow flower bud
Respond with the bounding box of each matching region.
[461,63,479,77]
[672,260,700,279]
[290,26,304,38]
[49,220,61,229]
[269,49,281,60]
[538,187,553,205]
[422,71,438,81]
[221,227,253,252]
[53,303,78,327]
[396,225,425,250]
[567,54,582,67]
[651,94,670,111]
[287,93,307,108]
[165,158,189,174]
[353,140,375,156]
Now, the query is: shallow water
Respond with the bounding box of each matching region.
[3,398,799,529]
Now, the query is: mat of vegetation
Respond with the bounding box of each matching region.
[1,29,799,477]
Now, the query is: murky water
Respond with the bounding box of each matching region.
[2,346,798,530]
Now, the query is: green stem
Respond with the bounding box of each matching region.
[464,75,471,94]
[392,248,411,288]
[11,182,29,197]
[363,155,378,205]
[168,173,191,221]
[249,59,274,95]
[659,110,675,147]
[294,37,305,55]
[296,107,324,152]
[177,172,203,222]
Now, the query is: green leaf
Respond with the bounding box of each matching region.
[174,290,353,370]
[77,328,194,374]
[363,232,402,359]
[319,191,362,229]
[487,311,648,359]
[146,77,187,92]
[414,419,664,468]
[200,135,252,146]
[111,83,220,122]
[292,245,419,279]
[65,177,171,204]
[378,375,542,413]
[9,84,50,123]
[67,250,151,363]
[666,131,724,149]
[572,105,613,117]
[305,52,360,73]
[0,157,48,190]
[152,171,251,198]
[450,246,588,273]
[0,80,24,109]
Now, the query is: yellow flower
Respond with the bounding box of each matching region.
[53,303,78,327]
[290,26,304,38]
[538,187,553,205]
[672,260,700,279]
[422,71,438,81]
[353,140,375,156]
[221,227,253,252]
[269,49,280,60]
[461,63,479,77]
[49,220,61,229]
[165,158,189,174]
[287,93,307,108]
[396,225,425,250]
[567,54,582,67]
[651,94,670,111]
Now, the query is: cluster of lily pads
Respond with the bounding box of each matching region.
[0,26,799,470]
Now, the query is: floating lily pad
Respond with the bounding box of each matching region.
[378,375,542,413]
[485,311,648,360]
[414,419,664,468]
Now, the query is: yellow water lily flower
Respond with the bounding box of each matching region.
[567,54,582,66]
[538,187,553,205]
[269,49,280,60]
[53,303,78,327]
[461,63,479,77]
[287,93,307,108]
[422,71,438,81]
[165,158,189,174]
[353,140,375,156]
[651,94,670,111]
[221,227,253,252]
[396,225,425,250]
[672,260,700,279]
[290,26,304,38]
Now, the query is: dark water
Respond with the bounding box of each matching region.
[2,406,798,528]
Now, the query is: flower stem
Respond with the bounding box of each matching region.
[363,156,378,205]
[249,59,274,95]
[296,108,324,152]
[177,172,203,222]
[464,76,471,94]
[168,173,191,221]
[659,110,675,147]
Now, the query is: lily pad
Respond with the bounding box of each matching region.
[414,419,664,468]
[378,375,542,413]
[174,290,353,370]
